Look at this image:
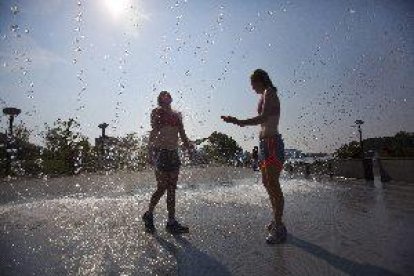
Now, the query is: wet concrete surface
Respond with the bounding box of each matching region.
[1,167,413,275]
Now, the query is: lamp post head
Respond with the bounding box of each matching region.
[98,123,109,129]
[355,120,364,125]
[3,107,21,116]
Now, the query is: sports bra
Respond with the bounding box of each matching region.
[154,108,182,127]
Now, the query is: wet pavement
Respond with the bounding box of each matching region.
[1,167,413,275]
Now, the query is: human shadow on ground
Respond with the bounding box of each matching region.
[287,234,400,276]
[154,234,231,276]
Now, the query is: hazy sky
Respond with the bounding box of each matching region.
[0,0,413,153]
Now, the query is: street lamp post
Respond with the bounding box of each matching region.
[355,120,364,159]
[355,120,373,181]
[3,107,21,175]
[98,123,109,165]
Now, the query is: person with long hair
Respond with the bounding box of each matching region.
[222,69,287,244]
[143,91,193,234]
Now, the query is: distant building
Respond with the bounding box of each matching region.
[285,149,303,159]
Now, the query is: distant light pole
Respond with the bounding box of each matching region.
[355,120,364,158]
[98,123,109,138]
[98,122,109,158]
[3,107,21,136]
[3,107,21,175]
[355,119,373,181]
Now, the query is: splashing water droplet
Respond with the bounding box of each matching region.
[10,5,19,15]
[217,12,224,25]
[245,23,255,32]
[75,12,83,22]
[10,25,19,32]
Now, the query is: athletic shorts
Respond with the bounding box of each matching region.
[154,148,181,172]
[259,134,285,172]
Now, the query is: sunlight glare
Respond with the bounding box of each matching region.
[104,0,129,19]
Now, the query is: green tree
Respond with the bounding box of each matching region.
[0,133,6,175]
[0,123,42,176]
[335,131,414,158]
[334,141,361,159]
[202,131,242,164]
[14,123,43,175]
[392,131,414,157]
[42,118,91,175]
[118,132,142,170]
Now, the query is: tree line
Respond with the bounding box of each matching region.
[0,118,244,177]
[334,131,414,159]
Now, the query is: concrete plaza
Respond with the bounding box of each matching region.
[1,167,413,275]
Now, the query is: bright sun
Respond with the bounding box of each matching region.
[104,0,129,19]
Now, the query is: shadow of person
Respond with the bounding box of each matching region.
[287,234,399,276]
[154,234,231,276]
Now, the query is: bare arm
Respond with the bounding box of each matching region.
[147,109,159,164]
[179,126,191,146]
[150,109,160,130]
[238,114,267,126]
[178,113,191,148]
[148,109,160,149]
[225,91,277,126]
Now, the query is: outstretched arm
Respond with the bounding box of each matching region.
[222,91,276,127]
[237,114,267,126]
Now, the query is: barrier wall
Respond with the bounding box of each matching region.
[332,159,365,179]
[379,159,414,183]
[331,158,414,183]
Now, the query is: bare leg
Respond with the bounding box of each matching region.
[164,169,189,234]
[167,170,179,220]
[262,167,284,225]
[148,170,168,213]
[167,187,176,220]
